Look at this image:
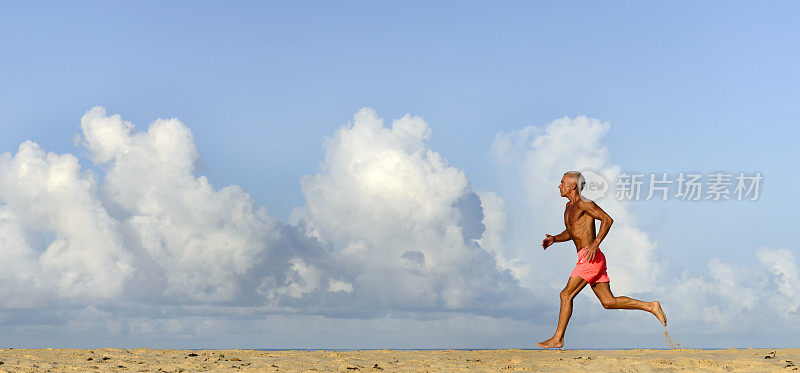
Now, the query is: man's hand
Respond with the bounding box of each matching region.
[542,234,555,250]
[582,242,600,262]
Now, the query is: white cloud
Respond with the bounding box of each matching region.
[669,258,760,325]
[0,140,133,304]
[291,107,527,311]
[79,107,281,302]
[327,278,354,293]
[262,257,321,299]
[756,247,800,314]
[664,247,800,332]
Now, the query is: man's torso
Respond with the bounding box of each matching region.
[564,201,597,251]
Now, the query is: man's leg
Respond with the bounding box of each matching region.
[537,276,588,348]
[591,282,667,326]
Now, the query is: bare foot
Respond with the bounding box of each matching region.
[536,337,564,349]
[651,301,667,326]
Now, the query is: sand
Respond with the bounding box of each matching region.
[0,348,797,372]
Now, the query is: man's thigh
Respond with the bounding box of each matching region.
[563,276,589,297]
[590,281,614,303]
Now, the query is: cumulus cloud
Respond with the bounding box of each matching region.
[663,246,800,338]
[290,108,528,312]
[79,107,281,302]
[0,107,339,312]
[0,140,133,306]
[756,247,800,314]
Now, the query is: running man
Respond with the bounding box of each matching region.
[536,171,667,349]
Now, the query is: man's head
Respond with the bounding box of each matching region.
[559,171,585,197]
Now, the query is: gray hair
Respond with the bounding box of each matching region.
[564,171,585,192]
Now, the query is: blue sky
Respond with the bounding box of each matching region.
[0,1,798,348]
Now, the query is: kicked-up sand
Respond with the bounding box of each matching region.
[0,348,797,372]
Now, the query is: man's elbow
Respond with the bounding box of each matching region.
[605,217,614,226]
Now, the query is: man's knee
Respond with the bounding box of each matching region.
[600,298,615,309]
[559,289,573,302]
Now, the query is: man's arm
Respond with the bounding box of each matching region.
[578,200,613,261]
[552,229,571,242]
[542,229,570,250]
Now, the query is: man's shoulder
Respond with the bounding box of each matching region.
[575,199,598,210]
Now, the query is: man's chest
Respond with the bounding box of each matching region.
[564,207,588,226]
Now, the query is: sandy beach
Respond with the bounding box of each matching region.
[0,348,797,372]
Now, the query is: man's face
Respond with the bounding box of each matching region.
[558,175,573,197]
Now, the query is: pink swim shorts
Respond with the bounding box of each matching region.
[570,247,610,286]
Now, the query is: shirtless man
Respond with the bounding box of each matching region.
[536,171,667,349]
